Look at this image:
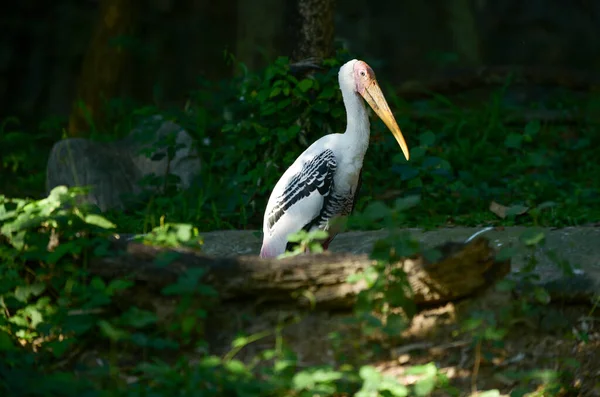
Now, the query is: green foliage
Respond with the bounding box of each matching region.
[346,198,421,339]
[0,52,596,396]
[278,229,329,258]
[0,186,457,396]
[136,217,203,248]
[3,52,600,231]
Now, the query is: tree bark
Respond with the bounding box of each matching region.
[90,236,510,309]
[67,0,139,137]
[288,0,336,62]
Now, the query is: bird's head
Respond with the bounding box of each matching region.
[339,59,410,161]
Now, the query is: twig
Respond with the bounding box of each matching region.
[471,339,482,395]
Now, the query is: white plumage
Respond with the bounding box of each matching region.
[260,59,410,258]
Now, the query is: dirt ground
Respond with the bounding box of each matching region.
[373,301,600,396]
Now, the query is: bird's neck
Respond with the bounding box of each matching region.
[342,91,370,151]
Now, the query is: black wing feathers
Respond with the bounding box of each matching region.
[267,149,336,230]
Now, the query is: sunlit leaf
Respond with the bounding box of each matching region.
[359,365,382,383]
[476,391,501,397]
[292,372,314,390]
[519,228,546,246]
[380,377,409,396]
[224,359,248,374]
[413,377,436,396]
[14,283,45,302]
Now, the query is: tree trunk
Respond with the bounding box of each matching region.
[90,236,510,309]
[288,0,336,62]
[67,0,139,137]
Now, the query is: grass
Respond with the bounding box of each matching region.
[1,57,599,235]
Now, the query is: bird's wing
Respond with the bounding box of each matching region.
[264,148,337,237]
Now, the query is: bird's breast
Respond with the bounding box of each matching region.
[333,153,364,194]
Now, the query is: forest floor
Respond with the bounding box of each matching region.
[199,226,600,396]
[378,302,599,396]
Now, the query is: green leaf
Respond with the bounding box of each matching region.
[519,228,546,247]
[524,120,541,136]
[359,365,382,383]
[175,224,193,242]
[224,359,248,374]
[90,277,106,291]
[419,130,436,147]
[405,363,438,376]
[409,146,427,160]
[533,286,551,305]
[413,377,436,396]
[269,87,281,98]
[310,368,343,383]
[380,377,408,396]
[181,316,196,335]
[98,320,128,341]
[297,79,313,92]
[307,229,328,241]
[106,279,133,294]
[292,372,314,390]
[495,247,517,262]
[0,331,15,351]
[535,201,557,211]
[25,307,43,328]
[483,326,507,341]
[476,391,501,397]
[346,273,364,284]
[287,230,307,243]
[504,133,523,149]
[394,195,421,212]
[383,313,408,335]
[120,307,157,328]
[495,278,516,292]
[14,283,45,302]
[363,201,391,221]
[308,242,324,253]
[505,204,529,218]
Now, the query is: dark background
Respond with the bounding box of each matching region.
[3,0,600,123]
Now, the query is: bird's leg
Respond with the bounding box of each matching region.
[321,238,333,251]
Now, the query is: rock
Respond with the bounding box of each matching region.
[124,115,201,190]
[199,226,600,292]
[45,138,140,211]
[46,115,201,211]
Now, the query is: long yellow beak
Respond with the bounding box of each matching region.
[361,82,410,161]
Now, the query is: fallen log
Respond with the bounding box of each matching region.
[90,236,510,309]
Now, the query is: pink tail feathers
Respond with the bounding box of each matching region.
[260,239,281,258]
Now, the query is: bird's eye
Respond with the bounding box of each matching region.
[360,70,366,77]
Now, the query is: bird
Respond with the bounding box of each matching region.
[259,59,410,258]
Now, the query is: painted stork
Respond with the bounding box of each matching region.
[260,59,410,258]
